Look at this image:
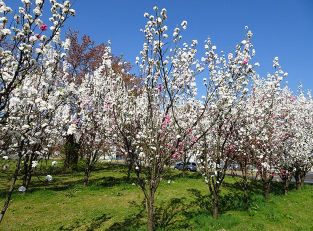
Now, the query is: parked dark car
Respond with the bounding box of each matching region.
[174,161,197,171]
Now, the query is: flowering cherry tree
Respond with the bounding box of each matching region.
[0,0,75,223]
[248,61,290,199]
[58,30,140,171]
[280,88,313,191]
[97,7,209,230]
[233,65,288,200]
[195,27,258,218]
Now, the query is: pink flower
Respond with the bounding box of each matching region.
[35,34,41,39]
[40,23,47,31]
[165,115,170,122]
[158,83,162,93]
[242,60,248,65]
[191,136,196,141]
[73,118,80,124]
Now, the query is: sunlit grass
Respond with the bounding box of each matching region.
[0,159,312,230]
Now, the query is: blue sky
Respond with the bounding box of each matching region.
[8,0,313,95]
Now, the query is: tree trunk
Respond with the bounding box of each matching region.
[126,159,132,183]
[240,157,249,205]
[300,171,306,187]
[22,154,30,187]
[24,154,35,189]
[0,143,24,223]
[284,180,289,195]
[293,170,302,190]
[64,134,79,171]
[83,168,90,187]
[243,175,249,204]
[83,156,92,187]
[280,173,291,195]
[296,182,301,190]
[263,181,271,200]
[146,192,155,231]
[212,196,219,219]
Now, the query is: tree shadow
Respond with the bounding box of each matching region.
[154,197,191,229]
[186,187,248,215]
[186,188,212,213]
[107,199,146,230]
[0,173,136,200]
[58,213,111,231]
[107,196,191,230]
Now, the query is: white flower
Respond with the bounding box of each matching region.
[18,186,26,192]
[243,88,249,93]
[3,156,8,160]
[33,7,42,16]
[181,20,187,26]
[67,123,76,135]
[1,28,11,36]
[192,39,198,45]
[32,161,38,168]
[52,161,58,166]
[45,175,53,181]
[36,0,43,5]
[3,165,9,170]
[153,6,158,11]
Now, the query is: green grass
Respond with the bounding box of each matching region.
[0,159,313,230]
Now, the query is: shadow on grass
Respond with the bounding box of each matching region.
[58,213,112,231]
[108,197,192,230]
[154,197,191,229]
[186,187,249,215]
[0,168,137,200]
[108,200,146,230]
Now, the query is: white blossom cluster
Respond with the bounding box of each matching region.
[0,5,312,205]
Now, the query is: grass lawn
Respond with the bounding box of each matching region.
[0,160,312,230]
